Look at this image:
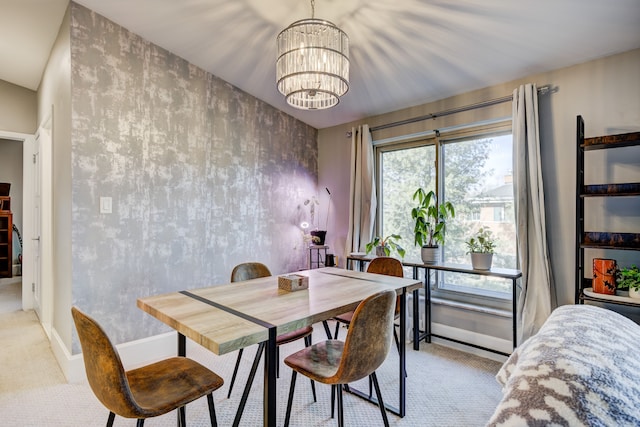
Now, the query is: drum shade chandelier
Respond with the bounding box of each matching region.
[276,0,349,110]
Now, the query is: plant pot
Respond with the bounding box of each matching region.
[470,253,493,270]
[629,287,640,299]
[375,246,387,257]
[310,230,326,245]
[421,246,439,264]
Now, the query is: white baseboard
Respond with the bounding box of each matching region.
[405,294,511,363]
[430,323,510,363]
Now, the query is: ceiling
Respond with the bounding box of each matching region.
[2,0,639,129]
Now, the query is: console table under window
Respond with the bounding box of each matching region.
[346,255,521,356]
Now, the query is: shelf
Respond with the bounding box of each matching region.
[0,196,9,212]
[575,116,640,308]
[582,287,640,307]
[581,232,640,250]
[582,131,640,150]
[581,183,640,197]
[0,210,11,278]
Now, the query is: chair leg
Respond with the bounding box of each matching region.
[322,320,333,339]
[334,321,341,339]
[303,335,317,402]
[370,371,390,427]
[276,346,280,378]
[337,382,345,427]
[284,371,298,427]
[178,406,185,427]
[393,327,400,351]
[310,378,317,403]
[136,419,144,427]
[331,384,335,418]
[227,348,244,398]
[393,327,408,378]
[207,393,217,427]
[233,342,265,426]
[106,412,115,427]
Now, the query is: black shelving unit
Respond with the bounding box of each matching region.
[575,115,640,306]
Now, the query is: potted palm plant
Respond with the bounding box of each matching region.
[465,227,496,270]
[365,234,406,258]
[411,188,455,264]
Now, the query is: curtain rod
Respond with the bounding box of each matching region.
[370,85,554,133]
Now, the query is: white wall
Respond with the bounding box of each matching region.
[318,48,640,342]
[37,4,72,350]
[0,80,37,134]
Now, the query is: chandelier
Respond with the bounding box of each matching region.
[276,0,349,110]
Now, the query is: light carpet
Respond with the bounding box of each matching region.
[0,310,504,426]
[0,278,21,313]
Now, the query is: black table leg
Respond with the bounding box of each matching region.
[178,333,186,427]
[178,333,186,356]
[412,267,420,350]
[399,288,407,417]
[264,327,277,427]
[425,269,431,343]
[512,278,517,349]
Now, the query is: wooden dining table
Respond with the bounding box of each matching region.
[137,267,422,427]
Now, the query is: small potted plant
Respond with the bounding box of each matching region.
[365,234,406,258]
[618,265,640,299]
[465,227,496,270]
[411,188,455,263]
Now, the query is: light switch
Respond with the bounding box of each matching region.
[100,197,112,214]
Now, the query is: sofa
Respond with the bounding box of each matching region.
[487,304,640,426]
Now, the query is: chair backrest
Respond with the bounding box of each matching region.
[71,306,141,418]
[333,289,396,384]
[230,262,271,282]
[366,257,403,315]
[366,256,403,277]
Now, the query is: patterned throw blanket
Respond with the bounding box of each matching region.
[487,305,640,426]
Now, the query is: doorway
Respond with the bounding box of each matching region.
[0,126,51,333]
[0,137,25,313]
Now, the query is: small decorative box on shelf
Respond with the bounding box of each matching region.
[278,274,309,292]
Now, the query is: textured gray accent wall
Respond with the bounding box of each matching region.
[70,3,317,350]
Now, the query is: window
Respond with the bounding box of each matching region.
[377,123,517,300]
[379,142,435,263]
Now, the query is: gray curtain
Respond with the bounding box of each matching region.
[344,125,376,259]
[512,84,554,342]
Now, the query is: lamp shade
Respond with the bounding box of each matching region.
[276,18,349,110]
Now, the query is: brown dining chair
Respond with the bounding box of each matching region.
[227,262,315,424]
[333,257,403,347]
[283,289,397,427]
[71,306,224,427]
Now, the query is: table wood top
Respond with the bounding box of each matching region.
[137,267,421,355]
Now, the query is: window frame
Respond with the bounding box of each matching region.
[373,120,515,310]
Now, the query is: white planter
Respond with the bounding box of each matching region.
[470,253,493,270]
[421,246,439,264]
[629,287,640,299]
